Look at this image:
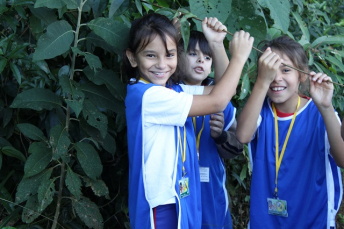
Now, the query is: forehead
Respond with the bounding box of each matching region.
[271,49,294,67]
[139,34,176,52]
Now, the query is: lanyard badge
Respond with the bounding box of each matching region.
[267,96,300,217]
[178,126,190,198]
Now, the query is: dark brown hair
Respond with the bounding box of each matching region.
[122,13,182,85]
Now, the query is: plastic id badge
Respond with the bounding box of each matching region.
[267,198,288,217]
[199,167,209,182]
[179,177,190,198]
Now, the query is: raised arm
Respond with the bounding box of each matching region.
[310,72,344,168]
[188,22,254,117]
[236,48,281,143]
[202,18,229,85]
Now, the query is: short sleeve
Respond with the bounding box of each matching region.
[142,86,193,127]
[179,84,204,95]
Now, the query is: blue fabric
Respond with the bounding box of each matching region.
[248,98,342,229]
[193,103,235,228]
[172,84,202,229]
[154,204,178,229]
[126,82,202,229]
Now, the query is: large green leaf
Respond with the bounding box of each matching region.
[59,75,85,117]
[238,73,250,100]
[33,20,74,61]
[28,5,57,25]
[190,0,231,31]
[24,144,52,178]
[15,168,52,203]
[9,62,22,85]
[83,177,110,199]
[34,0,65,9]
[11,88,62,111]
[73,197,103,229]
[71,47,102,72]
[1,146,26,162]
[82,100,108,138]
[22,195,40,223]
[37,178,56,212]
[80,83,125,114]
[84,68,126,100]
[87,17,129,54]
[75,142,102,180]
[49,124,71,160]
[17,123,47,141]
[229,0,267,45]
[257,0,290,33]
[312,35,344,48]
[66,166,82,200]
[291,11,310,41]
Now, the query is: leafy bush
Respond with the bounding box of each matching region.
[0,0,343,228]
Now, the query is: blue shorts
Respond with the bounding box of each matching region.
[153,204,177,229]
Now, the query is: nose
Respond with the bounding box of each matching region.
[156,57,166,69]
[197,54,204,63]
[273,72,283,82]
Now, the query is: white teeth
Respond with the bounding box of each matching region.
[154,72,165,76]
[271,87,285,91]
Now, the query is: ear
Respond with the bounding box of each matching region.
[299,73,307,83]
[126,49,138,67]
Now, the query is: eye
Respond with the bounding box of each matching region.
[167,52,175,58]
[188,52,197,56]
[282,68,290,73]
[146,54,155,58]
[205,56,212,61]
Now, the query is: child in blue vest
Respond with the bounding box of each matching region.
[179,29,243,228]
[236,35,344,228]
[123,13,253,229]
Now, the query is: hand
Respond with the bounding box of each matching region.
[257,47,282,86]
[210,112,225,138]
[229,30,254,63]
[201,17,227,45]
[309,71,333,110]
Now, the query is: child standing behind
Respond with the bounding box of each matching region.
[180,28,243,228]
[124,13,253,229]
[236,35,344,228]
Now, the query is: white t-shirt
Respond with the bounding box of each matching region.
[141,83,204,207]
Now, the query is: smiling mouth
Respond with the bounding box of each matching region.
[271,86,286,92]
[151,71,168,77]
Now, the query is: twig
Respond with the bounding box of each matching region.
[147,1,344,88]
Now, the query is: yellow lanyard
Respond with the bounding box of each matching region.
[192,116,205,160]
[177,126,187,176]
[272,96,300,197]
[139,77,150,83]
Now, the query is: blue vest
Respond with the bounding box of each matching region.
[248,98,342,228]
[126,82,202,229]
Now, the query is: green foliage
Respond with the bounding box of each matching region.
[0,0,343,228]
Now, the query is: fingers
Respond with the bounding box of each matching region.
[204,17,227,32]
[210,113,225,130]
[309,72,331,84]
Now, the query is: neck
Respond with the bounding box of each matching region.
[183,78,202,86]
[272,94,300,113]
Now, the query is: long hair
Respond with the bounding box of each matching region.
[122,13,182,85]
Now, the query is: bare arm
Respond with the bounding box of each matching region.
[236,48,281,143]
[342,117,344,140]
[202,18,230,85]
[310,72,344,168]
[189,23,253,117]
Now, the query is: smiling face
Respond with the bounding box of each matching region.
[267,49,306,112]
[183,42,212,86]
[126,34,178,86]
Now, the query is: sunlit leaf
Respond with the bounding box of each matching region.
[239,73,250,100]
[312,35,344,48]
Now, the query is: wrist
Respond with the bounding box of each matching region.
[213,131,227,144]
